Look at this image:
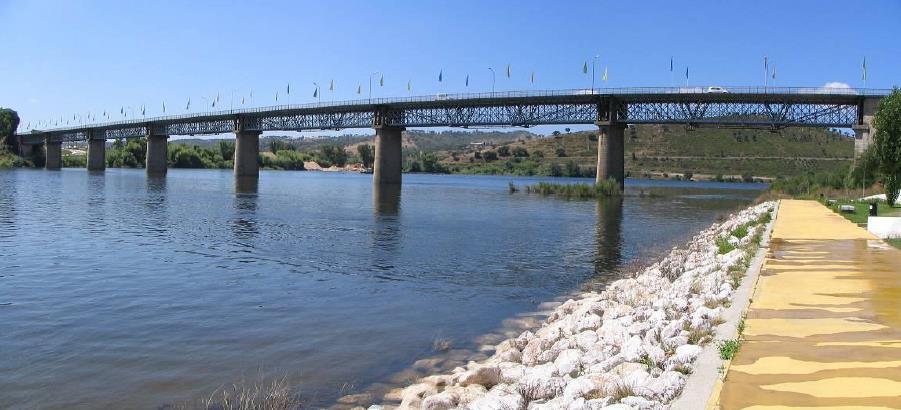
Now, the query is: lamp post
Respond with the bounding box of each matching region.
[369,71,381,102]
[488,67,496,93]
[592,55,599,91]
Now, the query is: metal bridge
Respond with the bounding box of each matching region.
[17,86,886,187]
[17,86,888,145]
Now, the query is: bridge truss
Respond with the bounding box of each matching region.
[19,87,881,145]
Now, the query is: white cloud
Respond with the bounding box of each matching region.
[27,97,40,103]
[823,82,851,89]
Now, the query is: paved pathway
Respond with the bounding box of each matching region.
[719,200,901,409]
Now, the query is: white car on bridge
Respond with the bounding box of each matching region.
[706,86,729,94]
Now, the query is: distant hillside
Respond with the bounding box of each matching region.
[430,125,854,179]
[167,125,854,179]
[172,130,531,153]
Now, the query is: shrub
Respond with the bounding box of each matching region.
[718,339,741,360]
[524,179,622,199]
[731,224,749,239]
[716,236,735,254]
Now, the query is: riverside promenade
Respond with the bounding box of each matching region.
[718,200,901,408]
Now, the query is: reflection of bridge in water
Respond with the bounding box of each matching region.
[16,87,887,187]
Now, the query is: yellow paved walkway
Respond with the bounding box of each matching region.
[719,200,901,409]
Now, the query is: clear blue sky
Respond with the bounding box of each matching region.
[2,0,899,134]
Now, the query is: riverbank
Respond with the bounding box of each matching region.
[363,201,775,409]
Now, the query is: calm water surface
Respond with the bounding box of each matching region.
[0,169,764,409]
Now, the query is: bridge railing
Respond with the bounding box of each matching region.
[18,86,892,136]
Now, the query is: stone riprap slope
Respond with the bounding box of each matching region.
[376,201,775,410]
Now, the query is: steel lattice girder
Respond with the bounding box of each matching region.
[18,91,876,144]
[393,102,599,127]
[245,110,375,131]
[624,101,858,127]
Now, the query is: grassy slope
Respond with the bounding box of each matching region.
[438,125,853,178]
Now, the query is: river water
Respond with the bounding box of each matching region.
[0,169,764,409]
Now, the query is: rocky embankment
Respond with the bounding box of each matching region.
[372,201,775,410]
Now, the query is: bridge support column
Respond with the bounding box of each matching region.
[595,123,625,188]
[87,138,106,171]
[373,126,404,185]
[234,130,261,177]
[853,97,879,158]
[44,138,62,170]
[146,134,169,175]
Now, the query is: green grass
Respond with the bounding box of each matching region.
[886,239,901,250]
[523,179,622,199]
[731,225,749,239]
[823,198,900,225]
[716,236,736,254]
[718,339,742,360]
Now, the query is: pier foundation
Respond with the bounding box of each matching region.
[596,123,625,187]
[854,97,880,158]
[234,130,261,177]
[146,134,169,175]
[87,138,106,171]
[373,126,403,185]
[44,139,62,170]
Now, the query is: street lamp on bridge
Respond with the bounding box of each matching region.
[488,67,496,93]
[369,71,381,102]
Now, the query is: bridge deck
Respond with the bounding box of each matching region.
[17,87,889,144]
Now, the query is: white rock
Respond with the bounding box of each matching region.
[458,363,502,388]
[421,391,458,410]
[576,330,599,350]
[574,313,603,332]
[398,383,437,409]
[619,336,644,362]
[468,384,524,410]
[639,370,686,402]
[620,395,658,409]
[517,375,567,401]
[674,344,703,365]
[554,348,583,376]
[599,405,632,410]
[493,339,523,363]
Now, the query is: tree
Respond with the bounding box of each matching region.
[873,88,901,205]
[319,144,347,167]
[357,144,374,168]
[0,108,20,149]
[269,139,295,154]
[218,140,235,162]
[497,145,511,157]
[511,146,529,157]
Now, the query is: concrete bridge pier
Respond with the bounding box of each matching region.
[234,130,261,177]
[853,97,880,158]
[146,134,169,175]
[87,138,106,171]
[595,123,626,188]
[44,138,62,170]
[373,126,404,185]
